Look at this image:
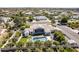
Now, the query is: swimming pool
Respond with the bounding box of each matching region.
[32,36,47,42]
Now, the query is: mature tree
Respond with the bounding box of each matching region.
[28,16,34,22]
[20,26,26,30]
[53,31,65,43]
[16,41,24,48]
[6,42,15,48]
[53,41,60,45]
[61,16,69,25]
[10,11,26,29]
[20,23,30,30]
[42,47,53,52]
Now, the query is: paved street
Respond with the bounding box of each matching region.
[56,25,79,45]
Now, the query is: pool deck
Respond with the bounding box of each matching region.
[46,36,52,41]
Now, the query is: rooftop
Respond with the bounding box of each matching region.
[68,40,77,44]
[34,16,47,20]
[0,29,7,35]
[30,24,54,32]
[0,17,10,23]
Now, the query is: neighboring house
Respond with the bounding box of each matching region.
[71,12,79,19]
[60,12,69,16]
[0,29,7,35]
[34,16,48,21]
[54,16,59,20]
[25,12,32,16]
[0,29,8,44]
[71,15,79,19]
[67,40,77,45]
[0,17,10,23]
[22,28,30,37]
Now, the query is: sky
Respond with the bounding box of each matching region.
[0,0,79,7]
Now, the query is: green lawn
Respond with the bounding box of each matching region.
[18,36,31,44]
[19,38,27,44]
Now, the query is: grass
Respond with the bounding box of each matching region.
[0,44,3,48]
[18,35,31,44]
[64,48,77,52]
[16,36,31,47]
[15,31,21,37]
[19,38,27,44]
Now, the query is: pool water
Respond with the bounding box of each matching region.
[32,37,47,42]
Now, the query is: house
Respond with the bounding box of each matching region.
[71,15,79,19]
[71,12,79,19]
[32,27,45,35]
[0,29,7,35]
[0,17,10,23]
[34,16,48,21]
[25,12,33,16]
[22,28,30,37]
[23,23,54,36]
[30,24,53,35]
[67,40,77,45]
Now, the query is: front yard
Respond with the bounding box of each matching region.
[18,35,32,44]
